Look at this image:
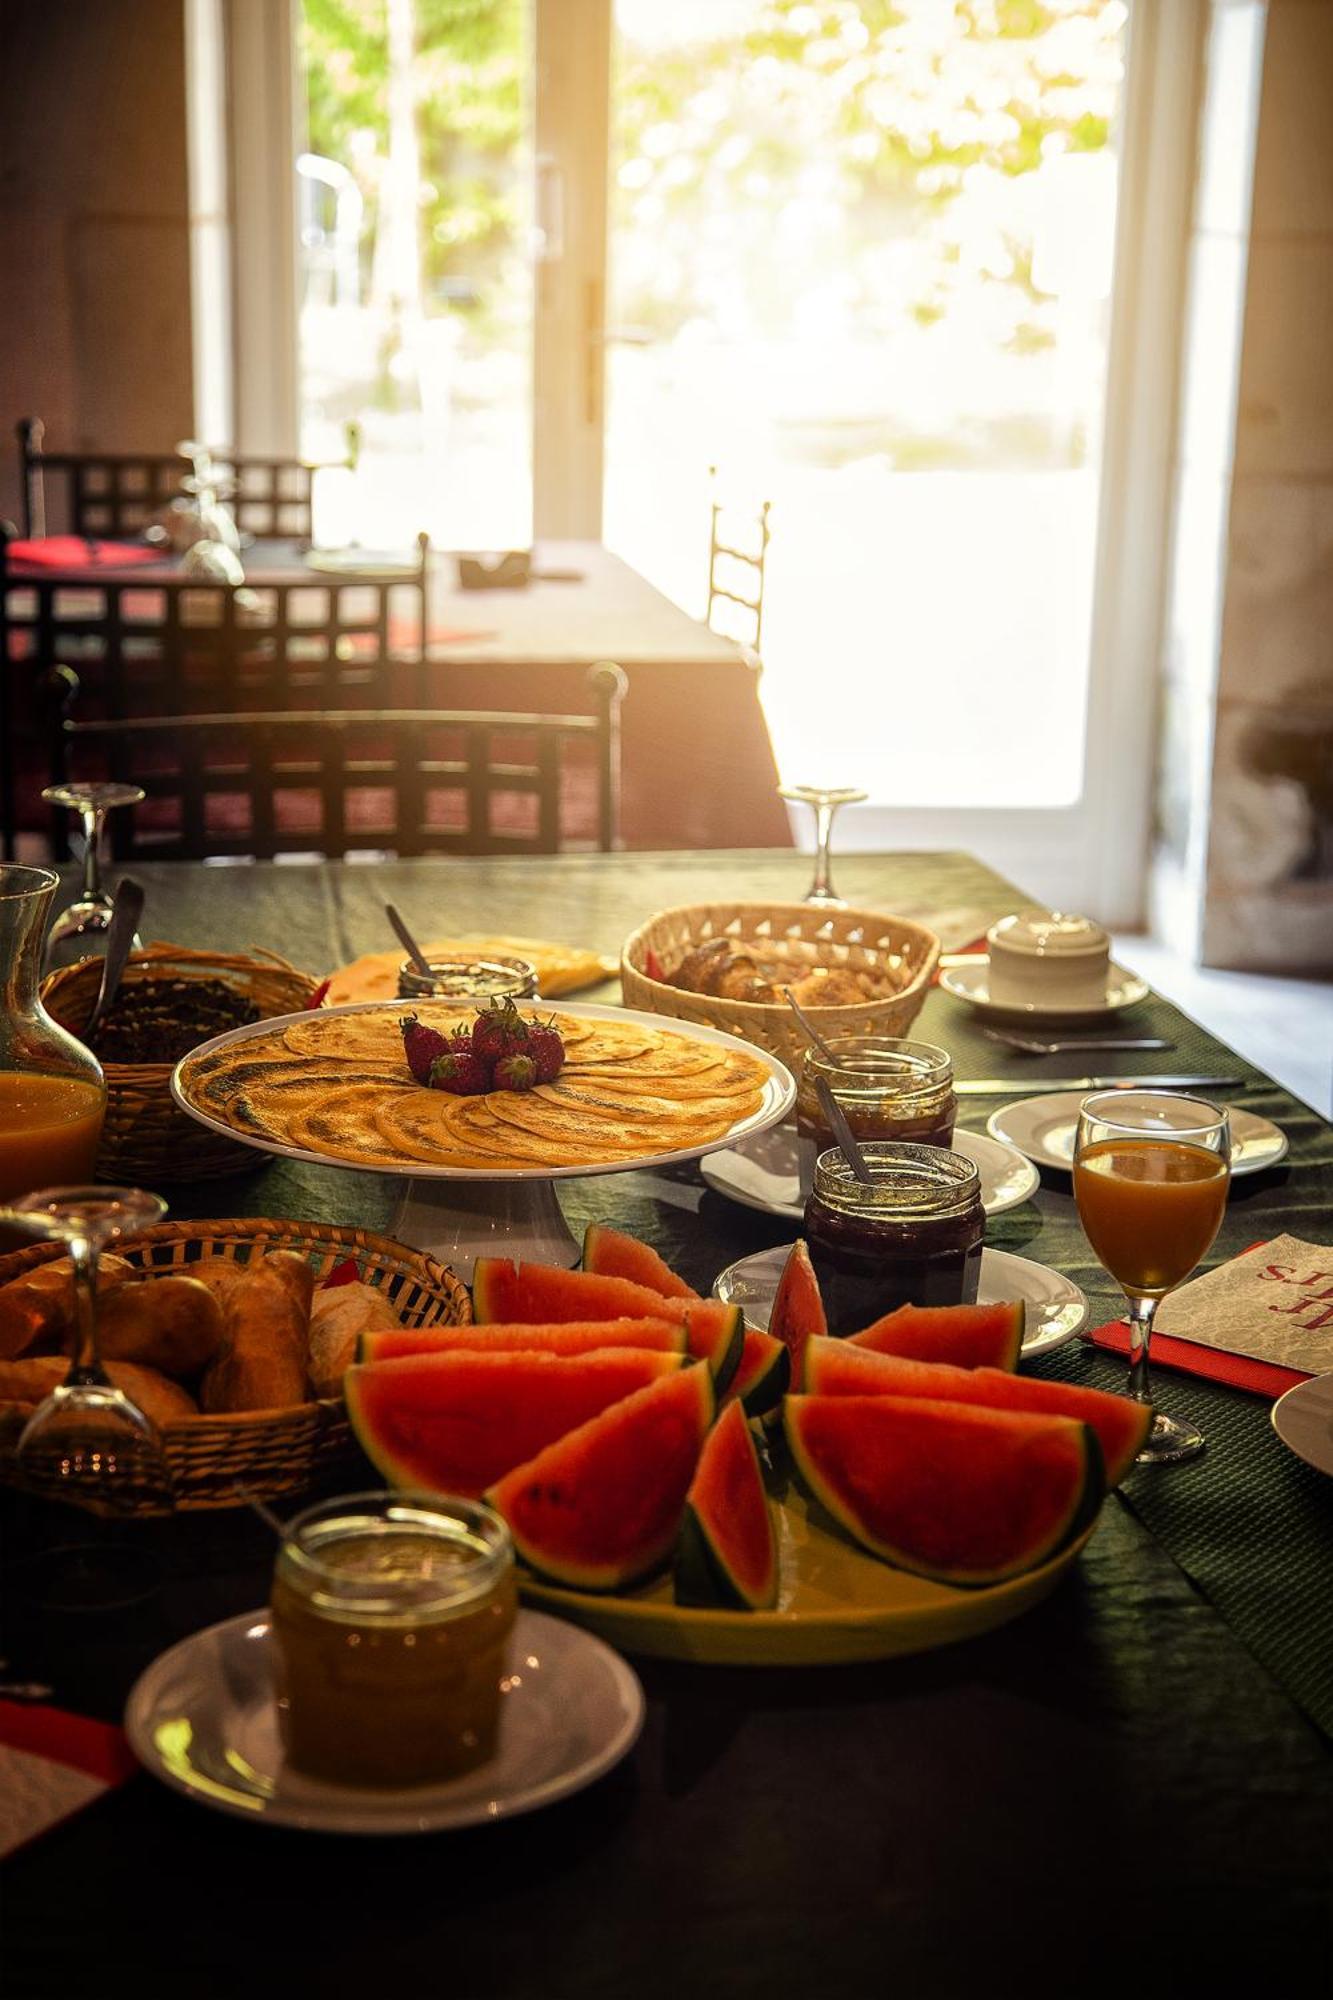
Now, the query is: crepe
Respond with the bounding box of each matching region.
[177,1004,772,1174]
[323,937,612,1006]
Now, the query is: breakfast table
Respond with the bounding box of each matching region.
[3,848,1330,1995]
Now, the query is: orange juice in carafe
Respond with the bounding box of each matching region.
[0,867,106,1205]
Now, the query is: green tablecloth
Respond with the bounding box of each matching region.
[5,850,1328,1997]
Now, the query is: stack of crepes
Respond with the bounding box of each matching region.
[324,936,612,1005]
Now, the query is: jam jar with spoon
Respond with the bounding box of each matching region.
[804,1141,984,1336]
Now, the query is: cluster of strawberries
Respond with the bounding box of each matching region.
[400,998,566,1097]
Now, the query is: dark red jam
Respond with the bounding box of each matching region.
[803,1142,984,1336]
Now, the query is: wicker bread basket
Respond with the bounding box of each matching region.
[0,1218,471,1513]
[621,902,941,1068]
[41,944,320,1183]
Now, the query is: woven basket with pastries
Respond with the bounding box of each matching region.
[0,1218,471,1513]
[621,901,940,1069]
[41,944,319,1183]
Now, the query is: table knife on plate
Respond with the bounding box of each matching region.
[955,1075,1247,1096]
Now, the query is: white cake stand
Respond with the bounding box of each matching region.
[171,1001,795,1280]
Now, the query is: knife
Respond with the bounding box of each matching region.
[955,1075,1247,1096]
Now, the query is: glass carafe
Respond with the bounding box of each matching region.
[0,867,106,1203]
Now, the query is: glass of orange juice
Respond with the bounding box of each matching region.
[0,865,106,1205]
[1074,1090,1230,1465]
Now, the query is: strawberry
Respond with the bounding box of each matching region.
[526,1018,565,1084]
[400,1014,452,1086]
[471,998,530,1064]
[428,1047,493,1096]
[493,1051,538,1092]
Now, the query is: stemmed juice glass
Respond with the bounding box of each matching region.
[1073,1091,1230,1465]
[779,784,868,907]
[5,1187,173,1536]
[42,782,145,971]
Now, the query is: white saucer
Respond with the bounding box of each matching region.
[986,1092,1289,1178]
[713,1245,1088,1358]
[1271,1374,1333,1477]
[939,956,1150,1024]
[700,1125,1039,1222]
[124,1608,644,1835]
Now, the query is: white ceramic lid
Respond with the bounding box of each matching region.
[986,908,1109,960]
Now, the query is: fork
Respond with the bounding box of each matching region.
[982,1029,1172,1056]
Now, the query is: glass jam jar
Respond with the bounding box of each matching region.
[397,955,538,1002]
[796,1037,956,1196]
[804,1142,984,1336]
[270,1491,517,1787]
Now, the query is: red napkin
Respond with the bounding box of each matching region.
[0,1700,138,1856]
[5,537,167,570]
[1085,1317,1312,1400]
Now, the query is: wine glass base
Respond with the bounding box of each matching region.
[802,888,846,909]
[1136,1409,1206,1465]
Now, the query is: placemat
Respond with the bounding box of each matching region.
[1032,1337,1333,1743]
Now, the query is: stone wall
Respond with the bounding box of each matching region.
[0,1,195,529]
[1202,0,1333,970]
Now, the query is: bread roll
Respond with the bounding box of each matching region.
[96,1276,226,1377]
[200,1257,312,1413]
[0,1354,197,1425]
[0,1253,134,1361]
[307,1282,401,1398]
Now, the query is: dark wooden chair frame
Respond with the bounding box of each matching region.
[1,529,430,858]
[706,465,771,658]
[16,417,354,545]
[47,663,627,861]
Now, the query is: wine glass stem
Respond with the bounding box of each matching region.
[1125,1294,1157,1407]
[66,1231,108,1389]
[79,807,106,902]
[810,803,837,900]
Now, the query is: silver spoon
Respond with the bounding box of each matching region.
[782,986,838,1063]
[82,876,145,1040]
[233,1480,286,1537]
[815,1075,874,1184]
[385,902,432,978]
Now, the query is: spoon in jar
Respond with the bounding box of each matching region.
[781,987,838,1064]
[233,1481,286,1538]
[815,1076,874,1185]
[384,903,432,978]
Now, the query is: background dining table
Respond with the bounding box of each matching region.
[3,848,1330,1995]
[2,537,790,852]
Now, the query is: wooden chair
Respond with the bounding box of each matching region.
[706,465,771,659]
[47,663,627,861]
[16,417,357,545]
[1,529,430,856]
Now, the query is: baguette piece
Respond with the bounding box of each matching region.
[200,1252,313,1413]
[307,1281,401,1399]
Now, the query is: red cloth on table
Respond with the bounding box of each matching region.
[1085,1317,1312,1400]
[5,538,167,570]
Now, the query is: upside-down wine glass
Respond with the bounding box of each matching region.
[779,785,869,907]
[41,782,145,971]
[6,1186,173,1603]
[1073,1091,1230,1465]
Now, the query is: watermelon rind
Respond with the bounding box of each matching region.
[783,1393,1103,1587]
[801,1339,1148,1486]
[675,1402,778,1612]
[723,1329,791,1417]
[582,1222,699,1300]
[487,1366,716,1591]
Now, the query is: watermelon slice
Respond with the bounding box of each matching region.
[721,1329,790,1417]
[582,1223,699,1299]
[801,1340,1150,1486]
[784,1394,1102,1586]
[676,1400,778,1611]
[345,1348,687,1498]
[472,1259,743,1393]
[358,1317,688,1365]
[769,1240,827,1377]
[847,1300,1024,1372]
[487,1366,716,1590]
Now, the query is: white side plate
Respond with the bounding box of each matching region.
[700,1124,1039,1223]
[1271,1373,1333,1478]
[125,1608,644,1834]
[986,1092,1289,1178]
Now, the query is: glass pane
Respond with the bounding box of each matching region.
[296,0,533,549]
[606,0,1130,807]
